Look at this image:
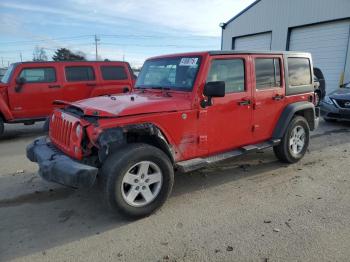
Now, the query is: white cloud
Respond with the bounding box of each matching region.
[1,0,256,37]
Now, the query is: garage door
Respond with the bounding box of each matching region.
[234,32,272,50]
[289,20,350,93]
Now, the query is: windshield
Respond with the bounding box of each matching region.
[1,64,15,84]
[135,56,201,91]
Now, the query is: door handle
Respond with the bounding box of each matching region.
[48,85,61,88]
[86,83,97,87]
[272,95,284,101]
[238,99,251,106]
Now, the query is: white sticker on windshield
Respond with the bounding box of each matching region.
[179,58,198,66]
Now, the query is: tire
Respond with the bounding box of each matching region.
[43,117,50,132]
[0,116,4,137]
[273,116,310,163]
[100,143,174,218]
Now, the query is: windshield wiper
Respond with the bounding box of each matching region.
[150,86,171,90]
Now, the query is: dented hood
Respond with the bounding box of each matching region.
[61,92,192,117]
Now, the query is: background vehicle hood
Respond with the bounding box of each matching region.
[70,92,192,117]
[329,88,350,100]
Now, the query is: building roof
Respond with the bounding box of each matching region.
[222,0,262,28]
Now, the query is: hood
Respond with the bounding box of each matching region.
[61,92,192,117]
[329,88,350,100]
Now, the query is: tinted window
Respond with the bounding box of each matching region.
[255,58,281,89]
[207,59,245,93]
[100,66,128,80]
[288,58,312,86]
[19,67,56,83]
[65,66,95,81]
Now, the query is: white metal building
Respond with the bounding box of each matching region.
[221,0,350,93]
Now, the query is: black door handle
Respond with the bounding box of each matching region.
[238,99,251,106]
[48,85,61,88]
[273,95,284,101]
[86,83,97,87]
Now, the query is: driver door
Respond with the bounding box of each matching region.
[8,66,62,119]
[202,55,253,155]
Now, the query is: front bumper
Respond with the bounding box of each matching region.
[320,101,350,121]
[26,137,98,188]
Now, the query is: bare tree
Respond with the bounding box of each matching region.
[33,46,48,61]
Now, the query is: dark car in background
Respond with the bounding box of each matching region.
[320,81,350,122]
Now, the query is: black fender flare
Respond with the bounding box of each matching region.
[272,101,316,140]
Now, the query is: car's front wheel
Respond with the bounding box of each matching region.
[273,116,310,163]
[0,116,4,137]
[100,143,174,218]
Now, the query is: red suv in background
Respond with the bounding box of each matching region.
[0,61,135,136]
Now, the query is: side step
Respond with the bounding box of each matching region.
[176,139,280,173]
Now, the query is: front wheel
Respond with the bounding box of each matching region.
[0,116,4,137]
[100,143,174,218]
[273,116,310,163]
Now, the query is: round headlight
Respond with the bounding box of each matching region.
[324,96,333,105]
[76,124,82,138]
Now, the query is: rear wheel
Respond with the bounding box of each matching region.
[0,116,4,137]
[273,116,310,163]
[100,143,174,218]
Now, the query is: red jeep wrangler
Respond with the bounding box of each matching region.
[27,51,319,218]
[0,61,135,136]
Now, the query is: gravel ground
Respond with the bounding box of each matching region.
[0,120,349,262]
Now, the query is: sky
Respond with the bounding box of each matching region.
[0,0,255,67]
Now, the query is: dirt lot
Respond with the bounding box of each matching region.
[0,120,350,262]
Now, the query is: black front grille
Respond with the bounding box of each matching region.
[335,99,350,108]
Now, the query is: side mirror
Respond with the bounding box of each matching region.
[202,81,225,107]
[15,77,26,92]
[16,77,26,85]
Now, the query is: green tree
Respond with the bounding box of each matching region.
[52,48,86,61]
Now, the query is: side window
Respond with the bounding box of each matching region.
[288,58,312,86]
[65,66,95,82]
[100,66,128,80]
[19,67,56,83]
[207,59,245,93]
[255,58,281,89]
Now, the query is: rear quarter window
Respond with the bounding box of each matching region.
[100,66,128,80]
[65,66,95,82]
[288,58,312,86]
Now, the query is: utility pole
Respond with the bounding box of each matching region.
[1,57,3,67]
[94,34,100,60]
[19,51,22,62]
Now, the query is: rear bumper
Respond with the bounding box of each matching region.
[314,106,320,129]
[26,137,98,188]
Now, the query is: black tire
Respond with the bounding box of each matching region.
[100,143,174,218]
[273,116,310,163]
[0,116,4,137]
[43,117,50,132]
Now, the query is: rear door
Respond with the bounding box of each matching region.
[251,55,286,142]
[62,64,96,102]
[93,63,133,96]
[8,65,62,119]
